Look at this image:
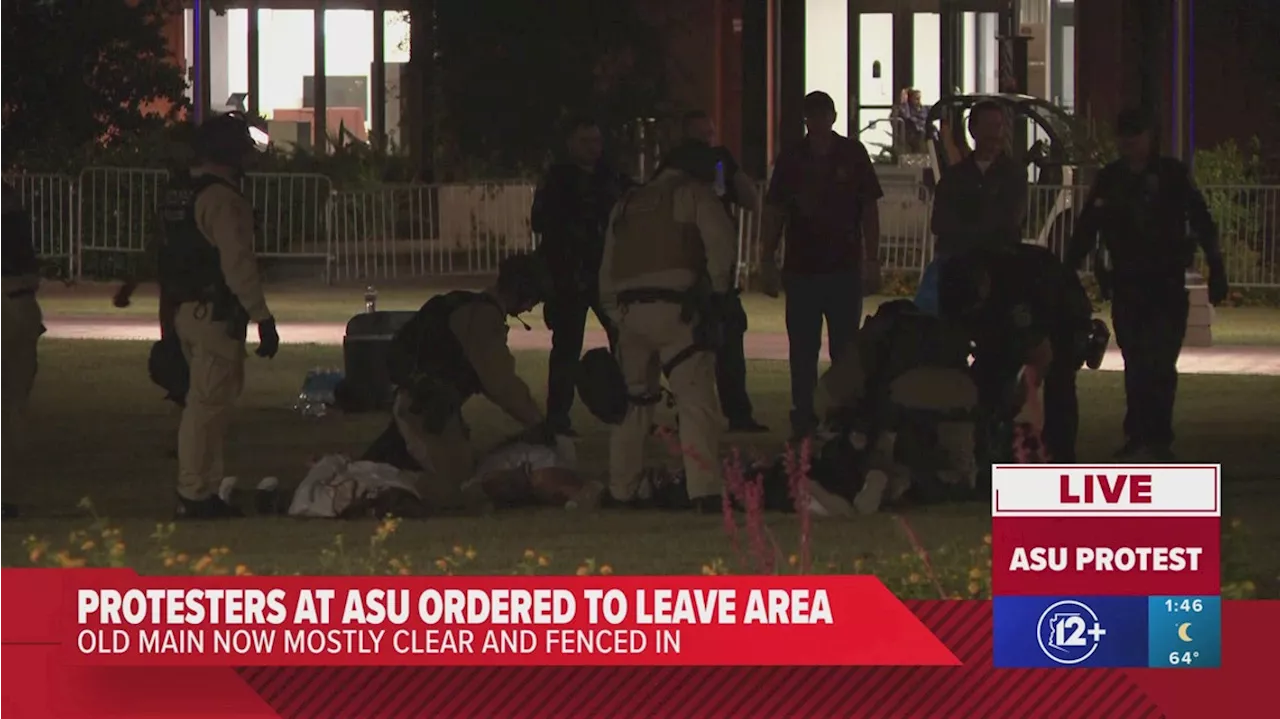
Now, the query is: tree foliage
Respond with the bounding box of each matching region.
[1,0,190,172]
[425,0,667,177]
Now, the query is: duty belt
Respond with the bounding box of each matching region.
[616,287,689,306]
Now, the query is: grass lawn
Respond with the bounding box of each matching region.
[37,281,1280,346]
[4,341,1279,597]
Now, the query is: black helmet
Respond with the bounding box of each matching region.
[659,140,719,183]
[497,252,553,310]
[193,112,257,166]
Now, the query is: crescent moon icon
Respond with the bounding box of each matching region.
[1177,622,1194,642]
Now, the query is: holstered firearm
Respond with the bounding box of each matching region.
[208,284,250,341]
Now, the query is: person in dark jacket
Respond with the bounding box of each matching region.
[3,182,45,519]
[681,110,767,432]
[1065,109,1228,461]
[940,243,1094,464]
[531,116,633,435]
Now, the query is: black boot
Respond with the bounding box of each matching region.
[175,495,243,520]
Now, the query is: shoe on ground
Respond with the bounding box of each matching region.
[602,493,652,510]
[691,495,723,515]
[175,495,243,520]
[1143,444,1177,462]
[727,418,769,434]
[1112,440,1145,459]
[853,469,889,516]
[804,480,853,518]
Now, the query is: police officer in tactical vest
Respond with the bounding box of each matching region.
[940,243,1099,465]
[3,182,46,519]
[1066,109,1228,461]
[365,252,556,512]
[160,112,279,519]
[598,141,739,513]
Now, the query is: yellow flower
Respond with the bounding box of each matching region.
[1230,518,1243,530]
[575,566,590,576]
[523,549,537,561]
[464,547,477,561]
[968,567,983,580]
[435,559,449,571]
[80,540,96,552]
[28,548,44,564]
[701,564,716,576]
[788,554,799,567]
[907,573,922,585]
[193,556,215,574]
[234,564,252,576]
[852,559,866,573]
[968,581,982,596]
[110,543,126,557]
[982,534,992,545]
[452,545,465,556]
[1243,580,1257,592]
[163,557,176,568]
[537,555,550,568]
[175,553,190,564]
[599,565,613,576]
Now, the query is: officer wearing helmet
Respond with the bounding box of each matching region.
[597,140,738,513]
[160,111,279,519]
[3,182,45,519]
[364,252,557,512]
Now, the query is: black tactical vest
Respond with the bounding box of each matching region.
[863,302,972,385]
[387,290,503,399]
[156,173,239,302]
[2,185,41,278]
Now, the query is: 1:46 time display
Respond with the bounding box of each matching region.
[1164,598,1205,613]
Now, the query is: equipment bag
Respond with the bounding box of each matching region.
[576,348,629,425]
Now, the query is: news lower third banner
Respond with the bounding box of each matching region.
[6,574,961,667]
[990,464,1223,669]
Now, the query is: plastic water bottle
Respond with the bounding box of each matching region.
[364,285,378,313]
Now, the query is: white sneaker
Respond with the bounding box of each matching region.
[854,469,889,515]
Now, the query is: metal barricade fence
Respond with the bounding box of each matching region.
[74,167,333,280]
[5,169,1279,288]
[330,182,537,281]
[2,172,77,277]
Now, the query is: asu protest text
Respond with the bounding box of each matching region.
[1008,545,1204,572]
[78,587,834,628]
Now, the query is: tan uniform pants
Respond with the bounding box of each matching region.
[884,367,978,486]
[174,302,246,501]
[610,302,724,501]
[2,293,43,466]
[390,389,480,510]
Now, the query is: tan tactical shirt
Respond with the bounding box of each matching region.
[598,169,738,319]
[192,167,272,322]
[449,291,543,428]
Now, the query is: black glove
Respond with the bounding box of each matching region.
[256,318,280,358]
[1208,264,1229,306]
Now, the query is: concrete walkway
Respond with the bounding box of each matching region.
[42,315,1280,376]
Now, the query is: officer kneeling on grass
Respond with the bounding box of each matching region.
[582,141,739,514]
[938,243,1108,470]
[361,253,560,513]
[802,300,980,516]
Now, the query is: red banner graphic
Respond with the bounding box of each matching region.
[2,570,1277,718]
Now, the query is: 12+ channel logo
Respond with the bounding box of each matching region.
[994,596,1149,668]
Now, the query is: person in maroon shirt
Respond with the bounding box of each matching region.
[759,91,884,439]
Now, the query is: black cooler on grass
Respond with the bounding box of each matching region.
[336,310,418,412]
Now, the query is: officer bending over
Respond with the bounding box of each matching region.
[598,142,739,513]
[939,244,1101,464]
[160,112,279,520]
[3,183,46,519]
[813,300,979,514]
[1066,109,1228,461]
[365,253,554,513]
